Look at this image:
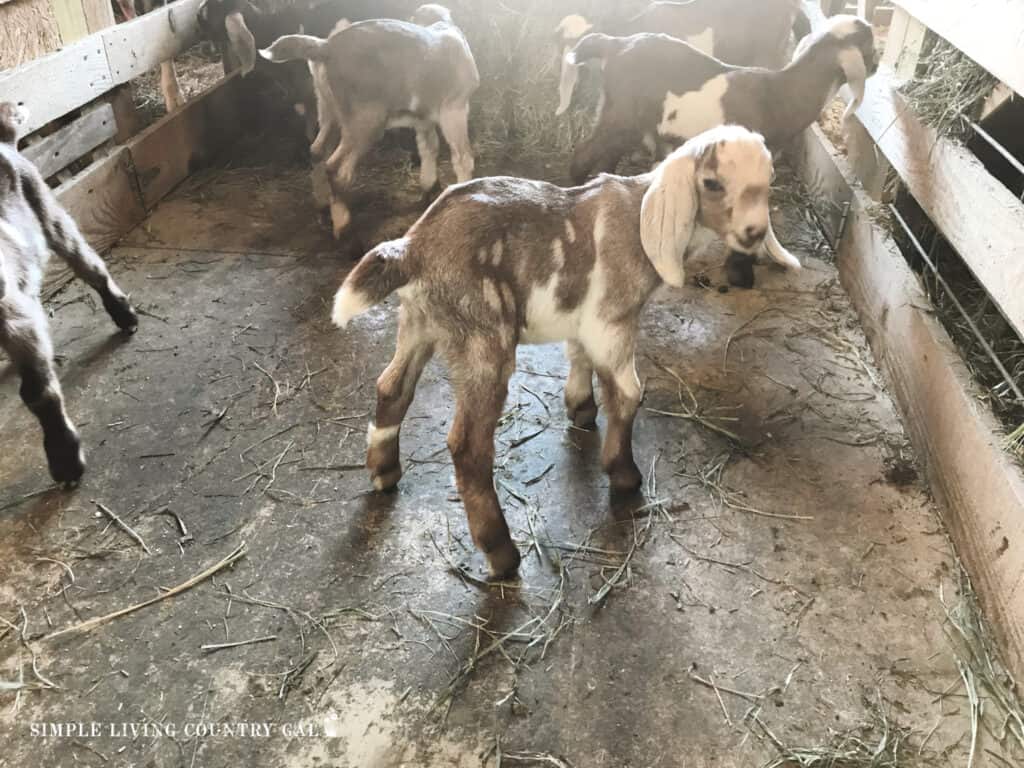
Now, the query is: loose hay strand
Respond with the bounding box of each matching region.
[41,544,248,642]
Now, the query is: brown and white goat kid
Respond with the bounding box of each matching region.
[332,125,778,577]
[260,4,479,239]
[565,15,876,286]
[554,0,807,116]
[0,103,138,484]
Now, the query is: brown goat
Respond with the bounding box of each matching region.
[332,125,779,577]
[0,103,138,484]
[260,4,479,238]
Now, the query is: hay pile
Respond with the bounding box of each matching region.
[454,0,647,164]
[900,34,999,142]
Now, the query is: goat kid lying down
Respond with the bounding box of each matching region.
[260,4,479,239]
[332,125,783,577]
[565,15,876,287]
[0,103,138,484]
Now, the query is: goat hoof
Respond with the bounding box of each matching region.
[568,397,598,430]
[103,295,139,334]
[725,251,756,289]
[486,541,522,580]
[370,465,403,492]
[45,432,85,485]
[420,181,443,206]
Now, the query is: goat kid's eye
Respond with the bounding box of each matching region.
[702,178,724,193]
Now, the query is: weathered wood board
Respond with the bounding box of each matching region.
[849,71,1024,339]
[22,103,116,180]
[127,71,241,209]
[0,35,112,135]
[895,0,1024,98]
[55,146,146,254]
[799,124,1024,683]
[101,0,203,85]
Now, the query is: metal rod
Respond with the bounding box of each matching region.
[964,118,1024,180]
[888,204,1024,405]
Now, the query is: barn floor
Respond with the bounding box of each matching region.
[0,143,983,767]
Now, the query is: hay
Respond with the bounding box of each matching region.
[0,0,63,70]
[456,0,648,164]
[901,35,999,142]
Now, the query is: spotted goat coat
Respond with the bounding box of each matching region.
[332,125,779,577]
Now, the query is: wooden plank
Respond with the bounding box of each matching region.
[882,6,928,80]
[101,0,203,85]
[51,0,90,44]
[82,0,115,33]
[127,71,241,209]
[895,0,1024,98]
[55,146,145,253]
[848,70,1024,339]
[0,35,111,135]
[21,103,116,180]
[798,124,1024,683]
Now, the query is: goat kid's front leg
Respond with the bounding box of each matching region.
[564,340,597,429]
[21,170,138,333]
[1,292,84,484]
[589,338,643,493]
[438,104,474,183]
[447,347,520,578]
[367,310,434,491]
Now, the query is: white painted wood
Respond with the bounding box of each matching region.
[0,35,112,135]
[895,0,1024,99]
[101,0,203,85]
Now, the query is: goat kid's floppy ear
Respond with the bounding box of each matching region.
[640,153,698,288]
[839,47,867,120]
[225,11,257,75]
[556,51,579,116]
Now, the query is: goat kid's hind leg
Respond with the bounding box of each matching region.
[415,125,442,202]
[447,345,520,578]
[439,104,474,183]
[325,109,387,239]
[21,170,138,332]
[565,340,597,429]
[367,309,434,491]
[588,337,643,493]
[0,292,84,484]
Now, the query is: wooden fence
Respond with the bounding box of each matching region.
[799,0,1024,679]
[0,0,242,252]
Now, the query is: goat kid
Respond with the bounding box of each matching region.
[566,15,876,285]
[332,125,776,577]
[260,4,479,239]
[0,103,138,484]
[554,0,807,116]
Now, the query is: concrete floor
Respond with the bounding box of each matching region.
[0,147,984,767]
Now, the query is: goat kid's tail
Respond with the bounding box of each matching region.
[332,239,410,328]
[259,34,328,64]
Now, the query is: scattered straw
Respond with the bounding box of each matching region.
[41,544,247,642]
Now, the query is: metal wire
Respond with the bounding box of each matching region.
[887,204,1024,406]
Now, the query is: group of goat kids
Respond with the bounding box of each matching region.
[1,0,877,578]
